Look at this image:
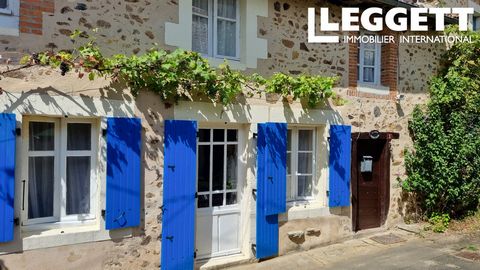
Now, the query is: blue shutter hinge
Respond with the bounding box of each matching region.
[15,128,21,136]
[102,128,108,137]
[252,189,257,200]
[251,244,257,256]
[326,190,329,197]
[194,251,197,259]
[14,218,20,226]
[195,192,198,198]
[253,132,258,139]
[196,131,199,138]
[101,209,106,219]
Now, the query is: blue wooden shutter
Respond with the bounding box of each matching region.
[105,117,141,230]
[161,120,197,270]
[256,122,287,259]
[0,113,16,243]
[329,125,352,207]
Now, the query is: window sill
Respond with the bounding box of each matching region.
[20,222,133,251]
[280,201,330,221]
[0,8,12,15]
[22,219,96,233]
[357,83,390,96]
[206,57,246,70]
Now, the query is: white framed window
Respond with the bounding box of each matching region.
[192,0,240,60]
[287,128,316,201]
[197,128,239,208]
[357,34,381,85]
[22,117,99,227]
[0,0,19,36]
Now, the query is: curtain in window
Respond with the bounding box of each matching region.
[217,0,237,57]
[28,157,54,219]
[192,0,209,54]
[66,157,91,215]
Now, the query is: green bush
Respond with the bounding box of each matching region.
[403,29,480,218]
[427,213,450,233]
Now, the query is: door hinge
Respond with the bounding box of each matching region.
[15,128,21,137]
[194,251,197,259]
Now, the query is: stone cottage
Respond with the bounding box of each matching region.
[0,0,479,269]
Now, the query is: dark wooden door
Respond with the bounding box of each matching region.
[352,137,390,231]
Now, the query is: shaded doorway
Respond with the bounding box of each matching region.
[351,132,398,231]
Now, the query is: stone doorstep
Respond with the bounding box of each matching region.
[196,253,253,270]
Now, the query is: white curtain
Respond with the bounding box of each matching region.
[217,0,237,57]
[66,157,91,215]
[28,157,54,219]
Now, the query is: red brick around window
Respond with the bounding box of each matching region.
[348,30,398,100]
[20,0,55,35]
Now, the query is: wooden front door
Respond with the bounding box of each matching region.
[352,133,393,231]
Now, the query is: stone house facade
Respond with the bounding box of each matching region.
[0,0,478,269]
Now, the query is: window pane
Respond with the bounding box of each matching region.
[28,157,54,219]
[226,192,237,205]
[66,157,91,215]
[217,0,237,19]
[226,145,237,189]
[287,130,292,151]
[298,153,313,174]
[212,193,223,206]
[198,145,210,192]
[193,0,209,16]
[192,15,209,55]
[29,122,54,151]
[227,129,237,142]
[298,130,313,151]
[286,175,292,200]
[287,152,291,175]
[297,175,313,197]
[217,19,237,57]
[198,129,210,142]
[363,67,375,83]
[198,194,209,208]
[212,145,224,190]
[364,50,375,66]
[363,42,375,50]
[213,129,225,142]
[67,123,91,151]
[0,0,7,9]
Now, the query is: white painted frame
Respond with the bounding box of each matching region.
[0,0,13,15]
[0,0,19,36]
[192,0,240,60]
[21,116,99,228]
[195,124,245,259]
[357,34,381,86]
[287,127,316,202]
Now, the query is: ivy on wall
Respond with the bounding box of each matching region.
[403,28,480,219]
[9,30,337,108]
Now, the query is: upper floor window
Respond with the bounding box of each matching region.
[287,128,316,201]
[192,0,240,59]
[474,15,480,31]
[23,117,98,227]
[0,0,7,9]
[357,34,381,85]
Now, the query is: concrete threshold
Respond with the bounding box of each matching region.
[196,253,253,270]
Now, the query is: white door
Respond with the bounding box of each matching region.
[196,128,241,259]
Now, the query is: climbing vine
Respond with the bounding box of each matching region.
[9,30,337,107]
[403,28,480,219]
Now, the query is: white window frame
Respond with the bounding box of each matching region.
[357,33,381,86]
[21,116,99,228]
[0,0,19,36]
[0,0,12,15]
[474,15,480,31]
[196,128,240,210]
[287,127,316,202]
[192,0,241,60]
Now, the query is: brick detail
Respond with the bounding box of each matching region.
[348,29,398,100]
[20,0,55,35]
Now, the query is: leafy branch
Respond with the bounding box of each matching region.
[7,29,337,107]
